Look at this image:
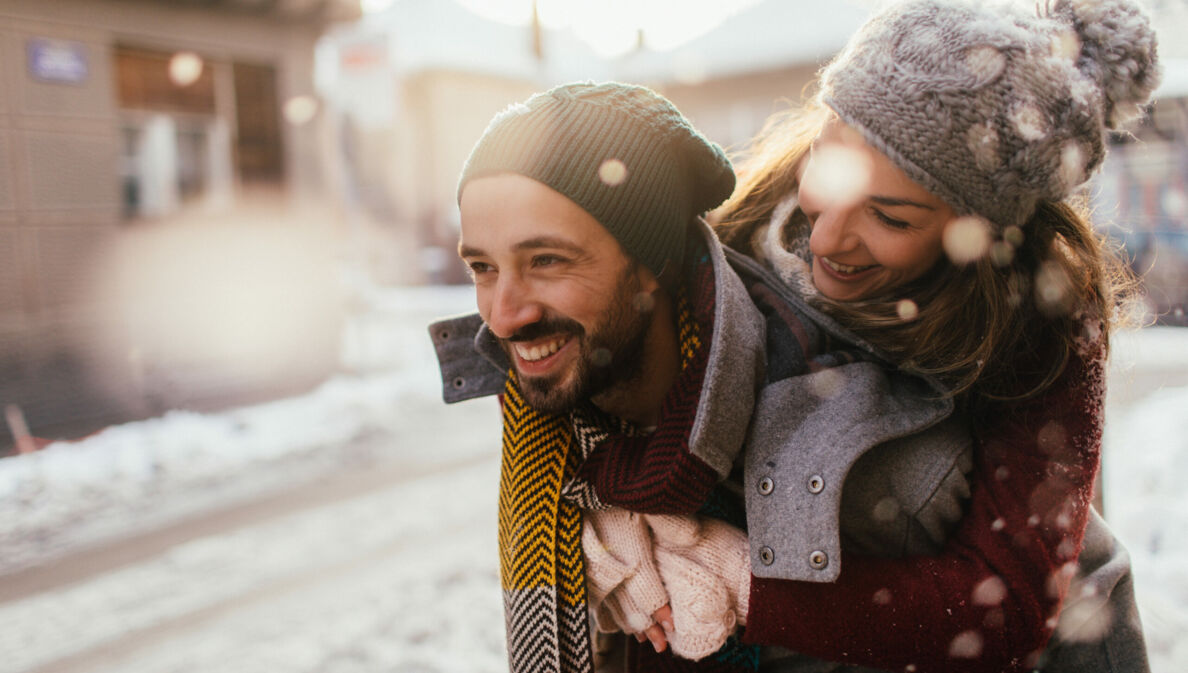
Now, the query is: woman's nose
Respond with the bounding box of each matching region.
[484,274,544,339]
[807,206,860,258]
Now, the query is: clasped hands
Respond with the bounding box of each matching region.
[582,508,751,660]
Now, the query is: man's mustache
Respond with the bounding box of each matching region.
[505,317,584,342]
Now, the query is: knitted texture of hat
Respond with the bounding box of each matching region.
[820,0,1160,230]
[458,81,736,285]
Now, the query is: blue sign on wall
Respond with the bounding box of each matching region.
[27,38,90,85]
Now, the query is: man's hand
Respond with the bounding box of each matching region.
[582,508,670,648]
[582,509,751,658]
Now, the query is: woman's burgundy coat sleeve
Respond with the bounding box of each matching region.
[743,336,1108,673]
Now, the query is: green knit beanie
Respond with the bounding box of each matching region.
[458,81,736,288]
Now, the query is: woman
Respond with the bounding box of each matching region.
[588,0,1159,671]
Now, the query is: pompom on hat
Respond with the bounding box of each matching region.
[819,0,1161,230]
[458,81,736,288]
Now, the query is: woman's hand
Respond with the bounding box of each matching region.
[633,604,674,653]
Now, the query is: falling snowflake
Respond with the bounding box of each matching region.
[989,241,1015,266]
[632,291,655,313]
[948,630,984,658]
[972,575,1007,606]
[873,588,893,605]
[1049,29,1081,61]
[809,368,846,400]
[965,46,1006,82]
[1009,103,1048,142]
[943,216,991,264]
[591,347,612,367]
[873,497,901,522]
[1035,261,1074,315]
[896,299,919,321]
[598,159,628,187]
[966,123,1000,171]
[1059,142,1086,190]
[800,144,873,209]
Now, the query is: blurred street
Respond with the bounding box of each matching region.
[0,455,505,673]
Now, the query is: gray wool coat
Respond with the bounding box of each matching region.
[429,220,1146,673]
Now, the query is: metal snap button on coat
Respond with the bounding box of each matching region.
[758,477,774,495]
[759,546,775,566]
[809,550,828,570]
[807,475,825,494]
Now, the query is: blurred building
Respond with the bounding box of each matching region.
[1095,57,1188,326]
[1,0,360,450]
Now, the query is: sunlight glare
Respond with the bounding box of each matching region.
[458,0,760,56]
[361,0,397,13]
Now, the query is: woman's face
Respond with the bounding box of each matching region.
[798,117,956,302]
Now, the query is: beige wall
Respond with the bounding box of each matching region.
[660,65,823,157]
[383,71,537,283]
[0,0,339,440]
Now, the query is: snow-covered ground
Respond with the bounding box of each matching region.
[0,285,1185,673]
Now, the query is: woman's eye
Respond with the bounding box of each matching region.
[467,261,492,276]
[872,209,911,230]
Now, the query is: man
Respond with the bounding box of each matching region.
[430,82,970,673]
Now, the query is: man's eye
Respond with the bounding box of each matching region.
[467,261,492,276]
[532,255,564,268]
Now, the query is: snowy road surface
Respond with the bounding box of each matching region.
[0,285,1186,673]
[1,458,507,673]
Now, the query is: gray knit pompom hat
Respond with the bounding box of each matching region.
[458,81,735,287]
[820,0,1161,230]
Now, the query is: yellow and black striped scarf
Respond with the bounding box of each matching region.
[497,296,703,673]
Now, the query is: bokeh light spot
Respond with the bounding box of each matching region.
[169,52,204,87]
[284,96,319,125]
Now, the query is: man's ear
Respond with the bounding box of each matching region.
[634,262,662,295]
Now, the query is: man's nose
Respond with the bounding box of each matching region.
[485,274,544,339]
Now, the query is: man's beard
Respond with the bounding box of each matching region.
[504,272,653,416]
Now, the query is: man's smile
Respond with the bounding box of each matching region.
[512,335,572,363]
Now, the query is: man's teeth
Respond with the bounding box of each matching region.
[515,337,567,362]
[823,258,874,274]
